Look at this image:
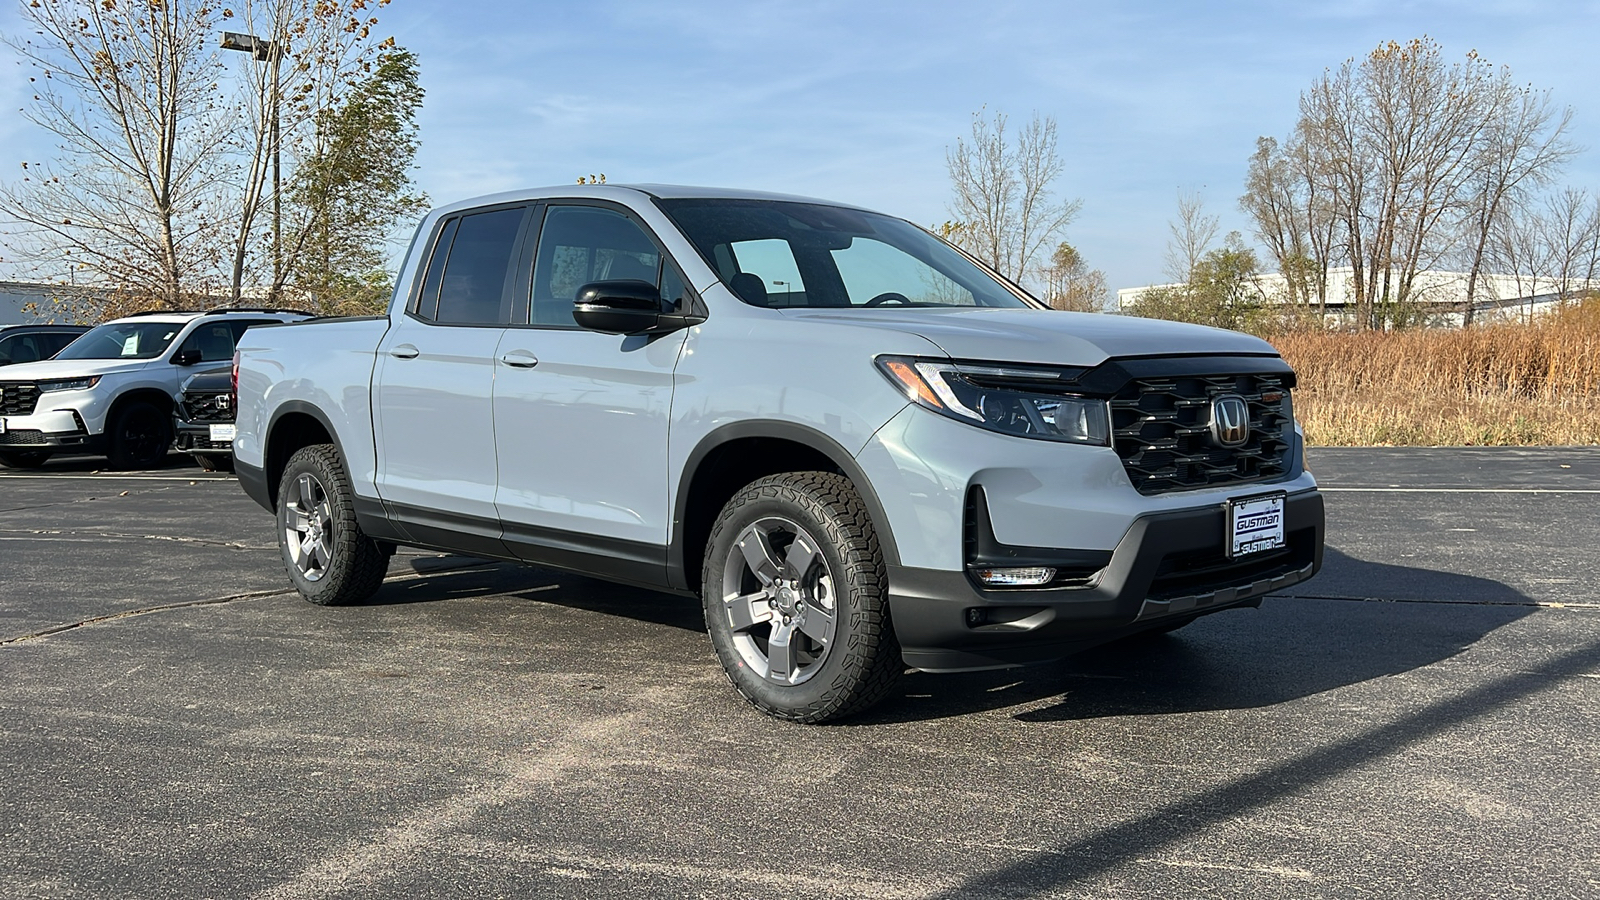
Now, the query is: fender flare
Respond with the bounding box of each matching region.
[668,420,901,591]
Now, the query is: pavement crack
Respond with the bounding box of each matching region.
[0,485,177,515]
[0,588,296,646]
[0,527,267,551]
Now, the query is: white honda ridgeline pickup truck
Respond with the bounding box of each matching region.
[234,184,1324,723]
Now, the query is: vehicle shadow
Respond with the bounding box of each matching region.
[357,547,1536,729]
[17,451,202,475]
[367,554,706,632]
[851,547,1537,725]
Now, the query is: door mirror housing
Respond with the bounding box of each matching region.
[572,280,705,336]
[172,348,203,366]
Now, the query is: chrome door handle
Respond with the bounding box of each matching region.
[389,344,420,359]
[499,351,539,369]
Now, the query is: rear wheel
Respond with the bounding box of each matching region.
[107,401,170,470]
[276,444,388,606]
[702,471,900,724]
[0,450,51,469]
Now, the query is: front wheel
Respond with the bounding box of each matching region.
[107,401,171,470]
[276,444,388,606]
[702,471,901,723]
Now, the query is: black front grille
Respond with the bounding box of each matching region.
[0,428,46,445]
[182,391,234,423]
[190,437,231,451]
[1110,373,1293,495]
[0,382,41,417]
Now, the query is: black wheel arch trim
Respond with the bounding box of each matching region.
[668,420,901,592]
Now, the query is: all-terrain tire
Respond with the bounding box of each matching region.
[702,471,901,724]
[276,444,388,606]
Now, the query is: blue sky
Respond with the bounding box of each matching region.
[5,1,1600,293]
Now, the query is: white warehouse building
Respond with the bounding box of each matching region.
[1117,267,1596,324]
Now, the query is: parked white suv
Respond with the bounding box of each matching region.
[234,185,1324,723]
[0,308,307,469]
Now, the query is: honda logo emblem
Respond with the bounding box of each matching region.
[1210,395,1251,447]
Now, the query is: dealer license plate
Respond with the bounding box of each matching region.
[208,423,237,442]
[1228,493,1285,558]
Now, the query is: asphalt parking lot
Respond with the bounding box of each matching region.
[2,448,1598,899]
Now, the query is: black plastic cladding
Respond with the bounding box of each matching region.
[1063,355,1296,496]
[182,392,233,423]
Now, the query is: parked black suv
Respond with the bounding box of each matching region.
[0,324,89,366]
[172,367,235,471]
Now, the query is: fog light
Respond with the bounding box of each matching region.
[973,566,1056,587]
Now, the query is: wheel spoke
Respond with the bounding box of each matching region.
[288,506,311,533]
[797,600,834,644]
[296,473,317,508]
[767,620,798,683]
[784,534,820,578]
[737,526,783,586]
[723,590,774,632]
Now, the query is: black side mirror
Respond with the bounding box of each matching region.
[572,280,705,336]
[173,348,203,366]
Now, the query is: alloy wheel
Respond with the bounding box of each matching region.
[719,516,838,685]
[283,472,336,582]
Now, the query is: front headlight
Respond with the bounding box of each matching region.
[876,356,1109,445]
[38,376,101,392]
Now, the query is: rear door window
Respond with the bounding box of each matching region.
[412,207,528,325]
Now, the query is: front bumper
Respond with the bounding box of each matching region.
[890,489,1324,671]
[0,408,104,454]
[173,419,232,455]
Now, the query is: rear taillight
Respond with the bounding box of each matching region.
[231,350,240,410]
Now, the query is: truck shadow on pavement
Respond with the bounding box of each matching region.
[855,547,1538,725]
[367,555,708,633]
[370,548,1541,730]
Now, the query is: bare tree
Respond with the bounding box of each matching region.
[1458,81,1574,324]
[0,0,234,308]
[1163,189,1220,283]
[945,109,1082,290]
[1039,242,1107,311]
[1312,39,1495,327]
[0,0,401,315]
[1492,189,1600,317]
[1240,133,1339,313]
[1243,39,1572,330]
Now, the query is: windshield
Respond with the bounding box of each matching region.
[53,321,185,360]
[655,199,1036,310]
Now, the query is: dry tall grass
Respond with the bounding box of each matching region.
[1272,302,1600,446]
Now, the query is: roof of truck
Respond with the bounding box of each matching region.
[427,183,874,218]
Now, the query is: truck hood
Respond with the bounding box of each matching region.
[0,358,153,381]
[778,307,1277,366]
